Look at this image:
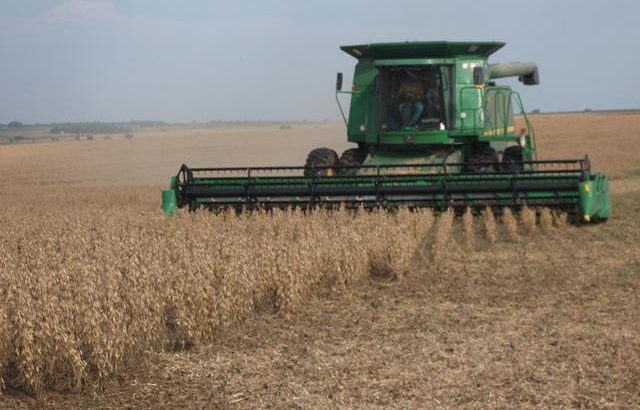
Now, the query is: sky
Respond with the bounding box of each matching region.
[0,0,638,123]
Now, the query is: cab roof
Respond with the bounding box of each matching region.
[340,41,505,60]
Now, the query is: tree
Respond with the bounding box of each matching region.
[8,121,24,129]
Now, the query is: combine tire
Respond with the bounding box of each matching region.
[335,148,366,176]
[467,146,498,173]
[501,146,524,173]
[304,148,339,177]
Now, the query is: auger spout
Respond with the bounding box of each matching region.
[488,62,539,85]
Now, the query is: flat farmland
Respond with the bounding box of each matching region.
[1,113,640,409]
[0,123,352,187]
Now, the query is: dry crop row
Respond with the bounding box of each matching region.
[0,205,563,394]
[0,207,433,393]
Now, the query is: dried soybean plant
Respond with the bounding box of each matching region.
[553,210,568,227]
[521,206,537,235]
[539,207,553,234]
[462,207,475,249]
[432,208,455,263]
[0,200,434,394]
[481,207,497,244]
[367,208,434,278]
[502,208,519,241]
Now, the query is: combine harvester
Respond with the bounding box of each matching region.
[162,41,610,223]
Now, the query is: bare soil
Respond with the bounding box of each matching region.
[2,113,640,409]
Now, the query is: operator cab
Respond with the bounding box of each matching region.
[379,66,453,133]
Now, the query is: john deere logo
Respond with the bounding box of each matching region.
[404,134,414,144]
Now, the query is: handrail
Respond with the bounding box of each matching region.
[458,86,536,154]
[510,91,537,156]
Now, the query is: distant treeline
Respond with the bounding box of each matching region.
[528,108,640,116]
[50,122,131,135]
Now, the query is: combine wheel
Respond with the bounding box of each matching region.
[304,148,339,177]
[335,148,366,176]
[467,146,498,173]
[501,146,524,173]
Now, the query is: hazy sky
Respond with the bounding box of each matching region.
[0,0,638,123]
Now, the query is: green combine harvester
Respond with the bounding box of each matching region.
[162,41,610,222]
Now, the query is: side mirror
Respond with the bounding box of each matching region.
[336,72,343,91]
[473,66,484,86]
